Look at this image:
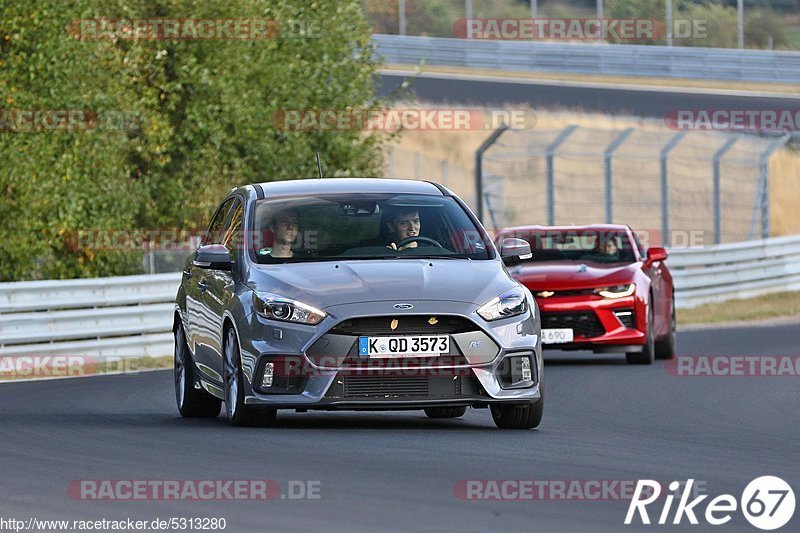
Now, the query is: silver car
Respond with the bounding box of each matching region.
[173,178,543,429]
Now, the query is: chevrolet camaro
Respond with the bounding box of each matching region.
[496,225,675,365]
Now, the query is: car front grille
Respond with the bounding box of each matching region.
[541,311,605,339]
[329,315,477,336]
[534,288,596,298]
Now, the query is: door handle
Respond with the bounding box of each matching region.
[198,282,208,292]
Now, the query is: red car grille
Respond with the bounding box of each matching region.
[541,311,605,339]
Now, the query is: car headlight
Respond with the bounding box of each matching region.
[253,292,326,325]
[594,283,635,299]
[477,288,528,321]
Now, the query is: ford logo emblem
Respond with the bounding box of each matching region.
[393,303,414,310]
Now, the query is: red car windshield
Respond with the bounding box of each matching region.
[505,230,637,263]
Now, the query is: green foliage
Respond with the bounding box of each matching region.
[0,0,387,281]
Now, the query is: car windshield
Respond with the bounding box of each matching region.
[506,230,636,264]
[248,193,491,263]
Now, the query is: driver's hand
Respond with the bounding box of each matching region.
[387,242,418,251]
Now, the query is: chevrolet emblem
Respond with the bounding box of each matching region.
[536,291,555,298]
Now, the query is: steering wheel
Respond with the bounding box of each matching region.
[397,236,444,249]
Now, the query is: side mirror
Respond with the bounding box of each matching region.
[646,246,668,265]
[193,244,233,271]
[500,238,533,266]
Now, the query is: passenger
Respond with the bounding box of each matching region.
[261,208,299,259]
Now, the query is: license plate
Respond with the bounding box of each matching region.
[542,328,573,344]
[358,336,449,358]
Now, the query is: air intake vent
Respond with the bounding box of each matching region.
[343,376,428,397]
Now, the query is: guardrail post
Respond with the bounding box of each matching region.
[546,125,578,225]
[660,132,687,243]
[474,124,509,223]
[603,128,634,224]
[712,136,738,244]
[750,134,791,240]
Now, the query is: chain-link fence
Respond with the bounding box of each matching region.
[475,126,791,245]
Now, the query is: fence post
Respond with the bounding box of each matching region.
[712,136,738,244]
[660,132,687,243]
[474,124,509,223]
[604,128,634,224]
[546,125,578,225]
[751,134,791,239]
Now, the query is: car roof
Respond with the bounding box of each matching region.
[242,178,445,198]
[499,224,631,233]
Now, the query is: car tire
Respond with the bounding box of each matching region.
[424,406,467,419]
[224,328,277,428]
[655,294,676,360]
[626,301,655,365]
[174,323,221,418]
[490,377,544,430]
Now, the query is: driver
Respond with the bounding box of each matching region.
[386,208,422,251]
[598,235,619,257]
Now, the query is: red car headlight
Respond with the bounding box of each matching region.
[594,283,635,299]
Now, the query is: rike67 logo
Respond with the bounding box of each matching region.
[625,477,795,530]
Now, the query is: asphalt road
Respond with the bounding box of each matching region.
[1,324,798,532]
[377,72,800,118]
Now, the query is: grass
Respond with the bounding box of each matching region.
[678,291,800,325]
[786,26,800,51]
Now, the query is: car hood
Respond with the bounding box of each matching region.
[508,260,639,290]
[246,259,518,309]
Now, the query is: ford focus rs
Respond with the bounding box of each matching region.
[174,178,543,428]
[496,225,675,365]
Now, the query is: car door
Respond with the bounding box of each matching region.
[200,197,244,381]
[188,197,235,377]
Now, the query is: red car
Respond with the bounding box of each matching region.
[496,225,675,364]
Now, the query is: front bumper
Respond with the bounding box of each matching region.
[237,300,542,409]
[538,294,646,351]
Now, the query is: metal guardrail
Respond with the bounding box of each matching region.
[1,236,798,357]
[669,235,800,308]
[374,34,800,83]
[0,273,180,357]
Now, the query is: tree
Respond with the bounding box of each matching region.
[0,0,388,281]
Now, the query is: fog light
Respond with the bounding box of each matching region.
[261,363,274,388]
[521,357,532,381]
